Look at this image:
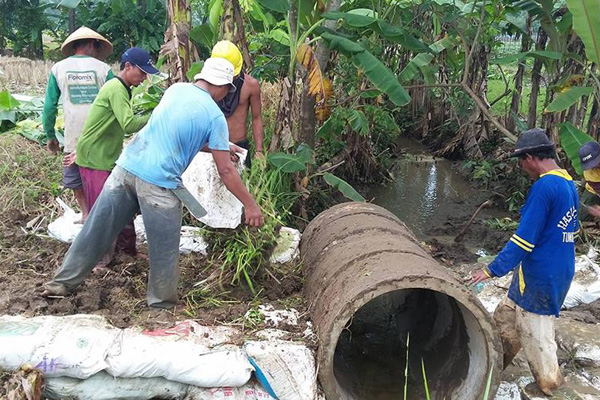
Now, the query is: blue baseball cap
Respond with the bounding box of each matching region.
[121,47,159,75]
[579,141,600,170]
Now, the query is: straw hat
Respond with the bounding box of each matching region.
[61,26,113,60]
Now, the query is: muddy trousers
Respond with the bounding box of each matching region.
[493,297,563,395]
[46,166,182,308]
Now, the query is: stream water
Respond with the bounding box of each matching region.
[368,138,479,239]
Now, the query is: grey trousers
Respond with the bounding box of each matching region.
[46,166,183,308]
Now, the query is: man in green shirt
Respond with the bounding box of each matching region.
[43,27,113,219]
[76,47,159,271]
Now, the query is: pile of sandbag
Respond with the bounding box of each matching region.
[0,315,317,400]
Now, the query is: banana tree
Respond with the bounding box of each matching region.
[162,0,195,83]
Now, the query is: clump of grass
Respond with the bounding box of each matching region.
[201,156,300,294]
[0,133,73,222]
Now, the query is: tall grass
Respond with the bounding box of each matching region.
[202,156,300,293]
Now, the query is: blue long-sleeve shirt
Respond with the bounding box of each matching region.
[485,169,579,316]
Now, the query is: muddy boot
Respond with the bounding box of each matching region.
[493,297,522,368]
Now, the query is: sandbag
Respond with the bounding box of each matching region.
[245,341,316,400]
[106,327,253,387]
[0,315,119,379]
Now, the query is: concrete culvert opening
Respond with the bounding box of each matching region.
[333,289,478,400]
[301,203,502,400]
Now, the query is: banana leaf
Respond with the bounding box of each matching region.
[0,90,20,110]
[565,0,600,65]
[348,110,369,136]
[558,122,596,175]
[321,32,411,106]
[322,11,429,52]
[257,0,289,13]
[323,172,365,202]
[190,24,214,50]
[545,86,594,113]
[490,50,563,64]
[268,152,308,173]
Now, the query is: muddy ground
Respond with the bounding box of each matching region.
[0,211,304,333]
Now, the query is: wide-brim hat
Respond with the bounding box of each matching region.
[510,128,555,158]
[61,26,113,60]
[194,57,236,93]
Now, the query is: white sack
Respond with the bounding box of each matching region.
[181,150,246,229]
[106,327,253,387]
[0,315,118,379]
[245,341,317,400]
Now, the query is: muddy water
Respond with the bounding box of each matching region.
[368,138,478,239]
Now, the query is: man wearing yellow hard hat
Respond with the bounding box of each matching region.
[211,40,264,168]
[43,26,114,220]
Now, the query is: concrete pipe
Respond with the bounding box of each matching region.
[300,202,502,400]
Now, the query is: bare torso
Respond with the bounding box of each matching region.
[227,74,259,143]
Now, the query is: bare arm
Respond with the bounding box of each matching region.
[248,78,264,155]
[211,149,263,227]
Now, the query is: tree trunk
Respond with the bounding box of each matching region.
[220,0,235,40]
[527,28,548,128]
[219,0,252,71]
[507,17,532,133]
[161,0,192,84]
[297,0,340,148]
[68,9,76,33]
[588,99,599,140]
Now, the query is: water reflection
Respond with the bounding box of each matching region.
[368,157,474,239]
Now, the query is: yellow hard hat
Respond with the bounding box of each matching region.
[211,40,243,75]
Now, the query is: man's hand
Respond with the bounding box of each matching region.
[228,143,244,163]
[63,151,77,167]
[244,203,264,227]
[468,269,491,285]
[47,139,60,154]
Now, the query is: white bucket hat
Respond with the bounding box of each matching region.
[61,26,113,60]
[194,57,236,92]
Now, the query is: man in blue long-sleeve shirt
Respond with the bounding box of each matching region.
[470,128,579,396]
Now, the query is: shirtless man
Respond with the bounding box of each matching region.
[212,40,263,167]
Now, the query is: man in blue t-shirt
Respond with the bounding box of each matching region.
[470,128,578,396]
[42,58,263,308]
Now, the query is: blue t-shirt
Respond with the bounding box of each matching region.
[116,83,230,189]
[487,170,579,316]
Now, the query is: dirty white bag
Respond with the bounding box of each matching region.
[106,328,253,387]
[185,380,276,400]
[47,198,82,243]
[45,371,189,400]
[181,150,246,229]
[0,316,50,370]
[46,373,274,400]
[245,341,317,400]
[564,248,600,309]
[0,315,118,379]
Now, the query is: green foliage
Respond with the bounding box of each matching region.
[322,172,365,202]
[545,86,594,113]
[268,144,365,202]
[320,32,411,106]
[565,0,600,65]
[558,122,595,176]
[462,160,507,187]
[0,0,50,58]
[486,217,518,231]
[490,50,563,64]
[74,0,166,59]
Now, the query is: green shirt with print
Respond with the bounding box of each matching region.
[76,77,149,171]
